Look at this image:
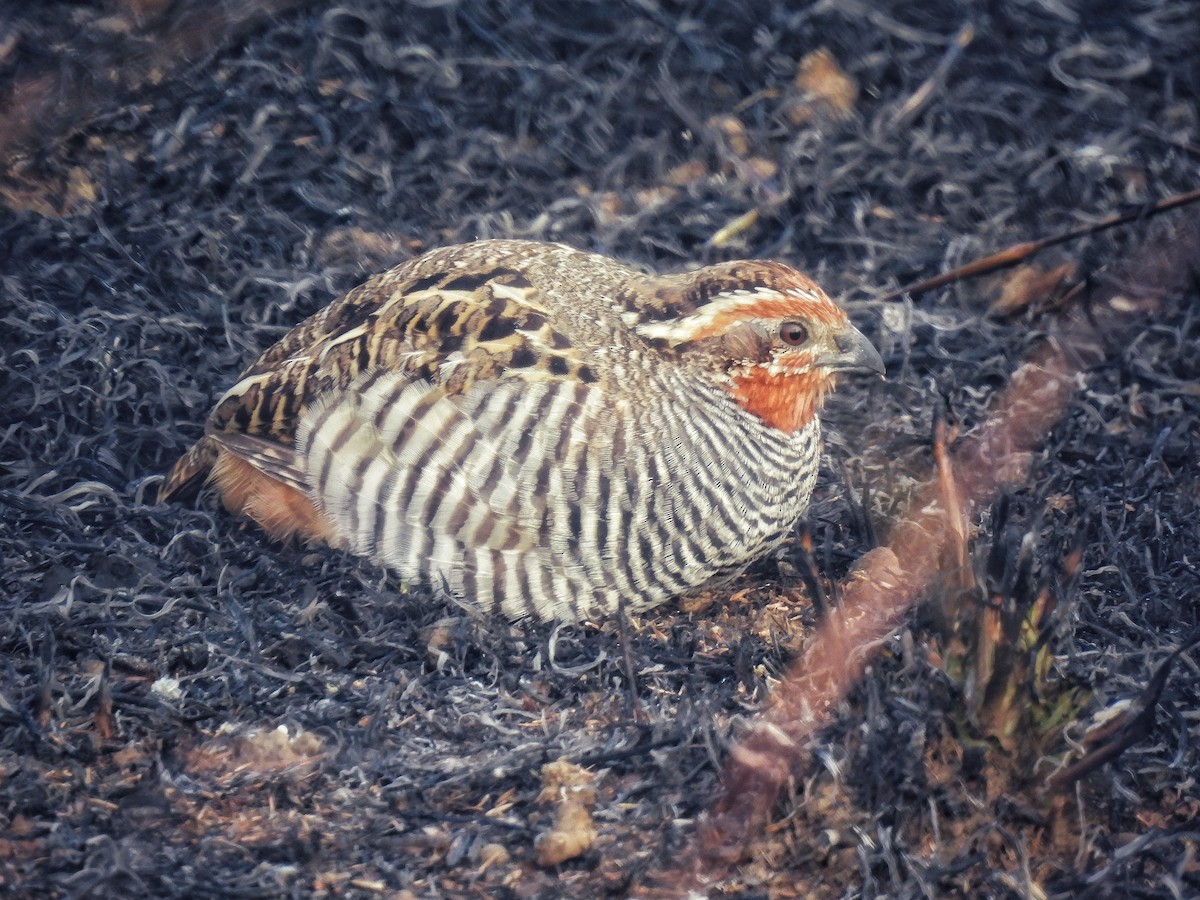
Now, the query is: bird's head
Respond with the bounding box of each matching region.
[636,260,884,433]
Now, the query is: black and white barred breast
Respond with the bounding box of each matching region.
[299,360,820,620]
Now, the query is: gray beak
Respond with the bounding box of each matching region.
[820,324,885,375]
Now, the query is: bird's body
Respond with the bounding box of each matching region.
[161,240,882,621]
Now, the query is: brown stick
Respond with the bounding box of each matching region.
[880,187,1200,302]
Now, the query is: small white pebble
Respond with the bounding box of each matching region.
[151,676,182,701]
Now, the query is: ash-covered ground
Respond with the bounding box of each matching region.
[2,1,1198,897]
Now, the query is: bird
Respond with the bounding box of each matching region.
[159,239,883,622]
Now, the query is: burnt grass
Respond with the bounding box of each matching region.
[1,1,1199,897]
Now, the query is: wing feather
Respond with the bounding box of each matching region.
[162,245,592,502]
[207,431,307,494]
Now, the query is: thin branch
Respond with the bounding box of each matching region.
[880,187,1200,302]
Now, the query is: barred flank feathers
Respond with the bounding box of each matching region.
[297,367,819,621]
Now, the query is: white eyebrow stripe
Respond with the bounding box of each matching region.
[786,286,820,301]
[634,285,820,342]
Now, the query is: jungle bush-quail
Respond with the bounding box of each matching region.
[160,240,883,621]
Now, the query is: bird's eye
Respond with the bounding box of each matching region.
[779,321,809,346]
